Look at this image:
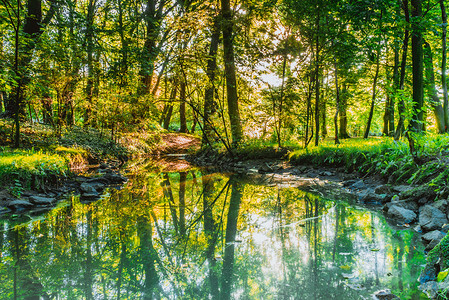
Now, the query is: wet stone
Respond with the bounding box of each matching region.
[432,199,448,212]
[29,196,55,205]
[372,289,399,300]
[80,183,97,193]
[374,185,393,195]
[426,238,443,252]
[7,199,33,210]
[387,205,417,224]
[421,230,445,243]
[419,205,448,232]
[350,180,366,190]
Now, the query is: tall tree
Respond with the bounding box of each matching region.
[440,0,449,131]
[409,0,424,132]
[221,0,243,146]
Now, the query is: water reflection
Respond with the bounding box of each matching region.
[0,170,426,299]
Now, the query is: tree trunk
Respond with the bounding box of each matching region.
[334,61,340,145]
[139,0,157,94]
[423,41,445,133]
[339,85,350,139]
[221,0,243,147]
[179,80,187,133]
[314,7,321,147]
[163,80,178,130]
[202,16,220,147]
[409,0,424,132]
[84,0,96,127]
[364,40,381,139]
[395,0,410,140]
[441,0,449,131]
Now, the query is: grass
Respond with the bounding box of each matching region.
[288,135,449,194]
[0,148,69,195]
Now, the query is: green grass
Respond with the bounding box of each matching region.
[288,135,449,190]
[0,147,69,194]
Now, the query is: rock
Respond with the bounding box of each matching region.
[374,185,393,195]
[319,171,333,176]
[28,196,55,205]
[372,289,399,300]
[432,200,448,212]
[401,186,436,204]
[419,281,439,299]
[426,238,443,252]
[392,185,414,194]
[350,180,366,190]
[422,230,445,243]
[104,172,127,184]
[383,200,418,213]
[80,182,97,193]
[387,205,417,224]
[7,199,33,210]
[0,207,10,215]
[343,179,358,187]
[360,192,386,205]
[81,192,99,199]
[419,205,448,232]
[414,225,422,233]
[258,165,272,174]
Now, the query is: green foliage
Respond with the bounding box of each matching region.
[0,148,68,190]
[428,233,449,270]
[59,127,129,161]
[289,134,449,190]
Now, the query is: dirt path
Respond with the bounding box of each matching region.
[157,133,201,155]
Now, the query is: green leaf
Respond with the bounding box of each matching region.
[437,269,449,282]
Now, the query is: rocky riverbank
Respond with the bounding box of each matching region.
[0,162,127,216]
[190,150,449,299]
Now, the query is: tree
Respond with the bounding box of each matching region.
[221,0,243,147]
[409,0,424,132]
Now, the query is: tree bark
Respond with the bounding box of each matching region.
[314,6,321,147]
[423,41,445,133]
[334,61,340,145]
[202,16,220,147]
[441,0,449,131]
[84,0,96,127]
[221,0,243,147]
[409,0,424,132]
[179,80,187,133]
[163,80,178,130]
[395,0,410,140]
[339,85,350,139]
[364,39,381,139]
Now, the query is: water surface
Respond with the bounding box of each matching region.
[0,168,426,299]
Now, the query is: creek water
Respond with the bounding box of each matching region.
[0,164,428,299]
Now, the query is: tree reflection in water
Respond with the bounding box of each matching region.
[0,170,426,299]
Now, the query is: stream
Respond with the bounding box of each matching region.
[0,163,428,299]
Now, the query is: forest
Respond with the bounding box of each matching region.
[5,1,449,299]
[1,0,448,150]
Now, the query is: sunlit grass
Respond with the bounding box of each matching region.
[0,148,69,187]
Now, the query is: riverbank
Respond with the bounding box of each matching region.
[190,135,449,299]
[0,120,202,215]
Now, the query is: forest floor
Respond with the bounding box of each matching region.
[156,133,201,154]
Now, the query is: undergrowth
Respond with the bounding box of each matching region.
[288,135,449,190]
[0,148,69,194]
